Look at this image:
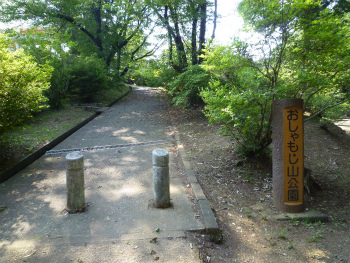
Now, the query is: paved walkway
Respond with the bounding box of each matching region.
[0,87,216,263]
[334,119,350,135]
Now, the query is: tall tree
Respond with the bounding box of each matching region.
[200,0,350,156]
[147,0,216,72]
[238,0,321,91]
[0,0,158,77]
[321,0,350,14]
[284,8,350,118]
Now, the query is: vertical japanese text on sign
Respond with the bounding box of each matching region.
[283,107,304,205]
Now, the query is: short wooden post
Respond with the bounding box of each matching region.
[272,99,305,213]
[152,149,170,208]
[66,151,86,213]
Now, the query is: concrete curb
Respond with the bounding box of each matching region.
[273,209,330,222]
[171,118,220,235]
[0,86,131,184]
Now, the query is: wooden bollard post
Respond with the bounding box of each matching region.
[66,151,86,213]
[152,149,170,208]
[272,99,305,213]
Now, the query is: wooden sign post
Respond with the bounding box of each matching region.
[272,99,305,213]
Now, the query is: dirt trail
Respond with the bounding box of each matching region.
[169,105,350,263]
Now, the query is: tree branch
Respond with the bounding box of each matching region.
[305,100,345,122]
[56,13,103,52]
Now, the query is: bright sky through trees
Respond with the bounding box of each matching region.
[214,0,244,44]
[0,1,244,45]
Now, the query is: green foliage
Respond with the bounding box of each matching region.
[10,29,75,109]
[68,55,109,103]
[277,229,288,239]
[127,58,179,88]
[201,1,350,157]
[45,60,72,109]
[146,0,212,71]
[201,80,272,156]
[157,67,179,87]
[16,29,115,106]
[0,0,157,78]
[0,34,52,132]
[13,28,125,107]
[288,242,294,249]
[168,65,210,107]
[238,0,320,34]
[127,59,165,87]
[307,230,325,243]
[200,43,273,156]
[129,69,162,87]
[242,207,253,218]
[307,92,350,120]
[284,9,350,119]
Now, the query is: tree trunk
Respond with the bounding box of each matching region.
[168,28,174,67]
[91,0,104,60]
[190,1,200,66]
[163,6,174,68]
[208,0,217,47]
[191,15,198,65]
[115,47,122,73]
[198,2,207,64]
[169,5,188,72]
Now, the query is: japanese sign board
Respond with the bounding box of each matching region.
[283,107,303,205]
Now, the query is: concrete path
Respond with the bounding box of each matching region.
[0,87,216,263]
[334,119,350,135]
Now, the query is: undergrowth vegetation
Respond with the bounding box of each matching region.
[0,35,52,133]
[0,31,127,135]
[130,1,350,157]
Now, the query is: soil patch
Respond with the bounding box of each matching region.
[169,105,350,263]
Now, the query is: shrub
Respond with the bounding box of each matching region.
[0,35,52,132]
[9,29,73,109]
[44,59,72,109]
[306,91,350,121]
[126,59,178,88]
[128,68,162,87]
[68,55,109,103]
[47,55,112,107]
[200,43,273,156]
[201,78,272,156]
[168,65,210,107]
[158,67,179,87]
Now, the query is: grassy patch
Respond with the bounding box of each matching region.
[94,85,130,106]
[242,207,253,218]
[0,107,93,171]
[0,85,129,172]
[260,211,268,221]
[307,230,325,243]
[288,242,294,249]
[277,229,288,239]
[2,107,92,147]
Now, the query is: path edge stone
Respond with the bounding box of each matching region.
[170,115,220,235]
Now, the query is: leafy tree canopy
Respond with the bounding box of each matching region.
[200,0,350,156]
[0,0,157,76]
